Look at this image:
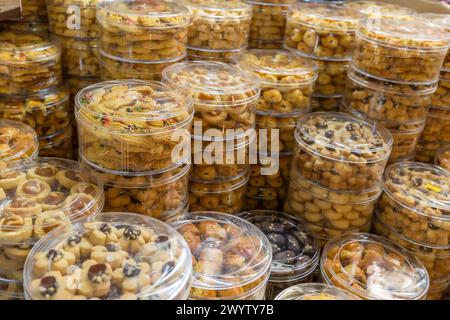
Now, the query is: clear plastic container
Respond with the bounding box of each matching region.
[0,120,38,166]
[234,49,317,116]
[347,1,415,18]
[421,106,450,144]
[345,68,435,124]
[436,144,450,172]
[313,58,349,96]
[321,233,430,300]
[47,0,99,38]
[58,37,99,78]
[185,0,252,51]
[275,283,356,300]
[0,85,70,138]
[374,214,450,284]
[97,0,191,62]
[292,112,393,191]
[100,52,186,82]
[0,31,62,95]
[1,21,49,34]
[249,39,283,50]
[0,272,24,300]
[353,15,450,84]
[170,211,272,299]
[239,210,320,300]
[75,80,194,173]
[378,161,450,247]
[162,61,260,141]
[421,14,450,72]
[431,72,450,108]
[312,95,342,112]
[187,46,246,63]
[284,2,361,60]
[23,212,192,300]
[39,126,74,159]
[21,0,47,22]
[189,171,249,214]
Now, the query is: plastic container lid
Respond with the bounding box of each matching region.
[275,283,357,300]
[421,13,450,32]
[23,212,192,300]
[239,210,320,282]
[170,211,272,298]
[0,158,104,245]
[383,161,450,221]
[0,120,38,164]
[321,233,430,300]
[347,1,415,17]
[184,0,252,20]
[75,80,194,135]
[162,61,261,107]
[295,112,393,164]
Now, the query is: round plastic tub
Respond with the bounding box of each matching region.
[187,47,246,63]
[292,112,393,191]
[421,106,450,144]
[239,210,320,300]
[284,2,361,60]
[421,14,450,72]
[23,212,192,300]
[189,171,249,214]
[162,61,260,141]
[431,72,450,108]
[275,283,357,300]
[0,31,62,95]
[21,0,47,22]
[249,39,283,50]
[0,120,38,166]
[234,49,317,116]
[312,95,342,112]
[58,37,99,78]
[353,15,450,85]
[0,85,70,138]
[186,0,252,51]
[435,144,450,172]
[170,211,272,299]
[0,272,24,300]
[321,233,430,300]
[75,80,194,173]
[38,126,74,159]
[97,0,191,62]
[47,0,98,38]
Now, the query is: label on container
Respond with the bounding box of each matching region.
[425,183,441,193]
[66,4,81,30]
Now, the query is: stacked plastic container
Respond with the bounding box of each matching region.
[75,80,193,221]
[163,61,260,214]
[234,49,318,210]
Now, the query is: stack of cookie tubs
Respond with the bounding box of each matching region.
[163,61,261,214]
[75,80,193,221]
[234,49,318,210]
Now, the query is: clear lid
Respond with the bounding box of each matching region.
[421,13,450,32]
[189,170,250,193]
[358,15,450,51]
[0,31,61,64]
[184,0,252,20]
[24,212,192,300]
[295,112,393,164]
[170,211,272,296]
[347,1,415,17]
[233,49,318,86]
[0,85,69,111]
[0,120,38,164]
[383,161,450,220]
[162,61,261,107]
[0,158,104,245]
[322,233,430,300]
[75,80,194,135]
[239,210,320,281]
[275,283,356,300]
[97,0,192,29]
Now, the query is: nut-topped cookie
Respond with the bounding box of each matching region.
[75,80,193,173]
[275,283,356,300]
[170,211,272,299]
[24,212,192,300]
[377,162,450,247]
[0,120,38,167]
[292,112,393,191]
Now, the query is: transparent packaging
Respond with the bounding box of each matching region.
[436,144,450,172]
[321,233,430,300]
[170,211,272,299]
[239,210,320,300]
[187,47,246,63]
[58,37,99,78]
[234,49,317,116]
[378,161,450,247]
[189,171,249,214]
[75,80,194,173]
[39,127,74,159]
[421,106,450,144]
[314,59,349,96]
[249,39,283,50]
[97,0,191,62]
[0,120,38,166]
[21,0,47,22]
[275,283,356,300]
[292,112,393,191]
[284,2,361,60]
[431,72,450,108]
[0,272,23,300]
[347,1,415,18]
[312,95,342,112]
[353,16,450,84]
[421,14,450,72]
[162,61,260,141]
[23,212,192,300]
[0,31,62,95]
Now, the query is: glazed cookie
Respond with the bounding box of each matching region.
[377,162,450,247]
[312,95,342,112]
[234,49,317,116]
[421,106,450,144]
[0,31,62,95]
[431,73,450,109]
[314,59,349,96]
[58,37,99,78]
[75,80,193,173]
[435,144,450,171]
[275,283,356,300]
[170,212,272,299]
[0,120,38,166]
[291,112,393,191]
[321,233,429,300]
[24,213,192,300]
[38,126,74,159]
[97,0,191,62]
